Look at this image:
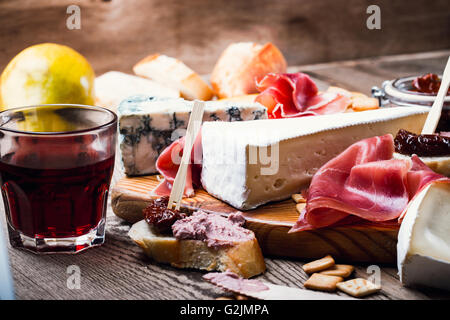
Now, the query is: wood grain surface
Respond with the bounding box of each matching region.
[111,175,399,263]
[1,0,449,75]
[2,51,450,300]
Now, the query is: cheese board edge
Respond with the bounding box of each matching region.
[111,175,398,264]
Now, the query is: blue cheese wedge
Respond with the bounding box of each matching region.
[201,106,429,210]
[119,95,267,175]
[397,181,450,291]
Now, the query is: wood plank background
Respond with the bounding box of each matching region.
[1,0,449,75]
[3,51,450,300]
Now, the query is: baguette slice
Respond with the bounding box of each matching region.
[211,42,287,99]
[219,94,258,103]
[394,153,450,177]
[129,220,266,278]
[133,54,214,101]
[94,71,179,111]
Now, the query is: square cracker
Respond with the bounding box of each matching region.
[292,194,306,203]
[302,255,335,274]
[304,273,343,292]
[351,96,379,111]
[320,264,354,278]
[336,278,381,297]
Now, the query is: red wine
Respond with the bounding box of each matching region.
[0,156,114,238]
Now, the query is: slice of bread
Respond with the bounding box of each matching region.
[394,152,450,176]
[219,94,258,103]
[129,220,266,278]
[133,54,214,101]
[95,71,179,111]
[210,42,287,99]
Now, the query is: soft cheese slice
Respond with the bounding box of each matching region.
[95,71,179,110]
[201,106,429,210]
[119,95,267,175]
[397,181,450,290]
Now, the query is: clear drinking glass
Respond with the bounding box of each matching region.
[0,104,117,253]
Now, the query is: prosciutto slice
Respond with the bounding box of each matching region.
[255,73,351,119]
[152,131,203,197]
[290,134,448,232]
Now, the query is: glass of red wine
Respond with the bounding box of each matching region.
[0,104,117,253]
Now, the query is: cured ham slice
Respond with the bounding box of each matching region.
[407,155,446,197]
[152,132,203,197]
[255,73,351,119]
[290,134,448,232]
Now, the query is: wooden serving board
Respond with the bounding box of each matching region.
[111,175,398,264]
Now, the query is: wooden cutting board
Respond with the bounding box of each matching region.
[111,175,398,264]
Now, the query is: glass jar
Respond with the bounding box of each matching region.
[372,75,450,132]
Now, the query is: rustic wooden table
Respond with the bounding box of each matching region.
[3,50,450,300]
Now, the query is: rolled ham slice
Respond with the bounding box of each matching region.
[152,131,203,197]
[290,134,448,232]
[255,72,351,119]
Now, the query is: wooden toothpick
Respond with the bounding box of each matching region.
[421,56,450,134]
[168,100,205,210]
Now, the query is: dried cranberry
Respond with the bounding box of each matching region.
[143,196,187,233]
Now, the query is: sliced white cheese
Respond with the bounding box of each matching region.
[201,106,429,210]
[397,181,450,290]
[394,153,450,177]
[95,71,179,110]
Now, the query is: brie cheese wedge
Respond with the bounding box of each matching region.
[397,181,450,291]
[201,106,428,210]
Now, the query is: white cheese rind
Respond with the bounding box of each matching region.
[119,96,267,175]
[201,107,429,210]
[397,182,450,290]
[95,71,179,109]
